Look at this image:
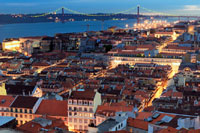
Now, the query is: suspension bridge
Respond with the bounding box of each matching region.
[30,6,200,23]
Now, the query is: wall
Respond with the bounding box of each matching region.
[0,83,7,95]
[93,92,102,113]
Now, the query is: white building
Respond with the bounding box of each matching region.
[67,89,101,132]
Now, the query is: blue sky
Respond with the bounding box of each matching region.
[0,0,200,15]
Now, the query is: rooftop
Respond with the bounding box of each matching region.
[97,118,119,132]
[36,99,68,116]
[69,90,96,100]
[10,96,39,109]
[0,116,15,126]
[0,95,15,107]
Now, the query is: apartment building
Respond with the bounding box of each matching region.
[67,89,101,132]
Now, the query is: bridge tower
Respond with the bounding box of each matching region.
[137,5,140,24]
[62,7,64,16]
[61,7,65,23]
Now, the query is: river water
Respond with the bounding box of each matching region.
[0,18,182,42]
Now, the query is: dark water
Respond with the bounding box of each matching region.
[0,18,182,42]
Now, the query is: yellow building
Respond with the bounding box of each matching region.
[0,83,7,95]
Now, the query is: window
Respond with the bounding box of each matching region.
[69,107,72,111]
[20,115,23,118]
[74,107,77,111]
[74,118,77,123]
[89,108,93,112]
[84,101,88,105]
[73,100,77,104]
[15,114,18,117]
[89,101,93,106]
[29,115,32,119]
[74,112,77,116]
[78,100,82,105]
[68,100,72,104]
[79,107,82,111]
[69,118,72,122]
[25,115,27,118]
[69,112,72,116]
[10,108,13,112]
[84,119,88,123]
[20,109,23,113]
[79,125,82,130]
[84,126,87,130]
[79,113,83,117]
[29,110,32,114]
[79,119,82,123]
[25,109,27,113]
[15,108,18,113]
[89,113,93,117]
[84,108,87,112]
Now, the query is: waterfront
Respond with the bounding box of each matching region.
[0,18,182,42]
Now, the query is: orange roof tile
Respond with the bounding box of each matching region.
[128,118,148,131]
[0,95,15,107]
[172,92,183,99]
[36,99,68,117]
[136,112,153,120]
[96,101,133,117]
[17,116,68,133]
[156,127,178,133]
[161,90,173,98]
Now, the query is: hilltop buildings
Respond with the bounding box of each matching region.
[0,19,200,132]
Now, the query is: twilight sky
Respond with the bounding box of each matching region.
[0,0,200,15]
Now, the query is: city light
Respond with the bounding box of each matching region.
[133,19,172,30]
[3,41,21,51]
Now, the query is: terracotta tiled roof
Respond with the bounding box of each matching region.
[32,62,50,67]
[128,118,148,131]
[155,31,173,35]
[0,95,16,107]
[96,101,133,117]
[17,116,68,133]
[172,92,183,99]
[69,90,96,100]
[36,99,68,117]
[156,127,178,133]
[136,112,153,120]
[161,90,173,98]
[105,130,130,133]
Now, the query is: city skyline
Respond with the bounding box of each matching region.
[0,0,200,15]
